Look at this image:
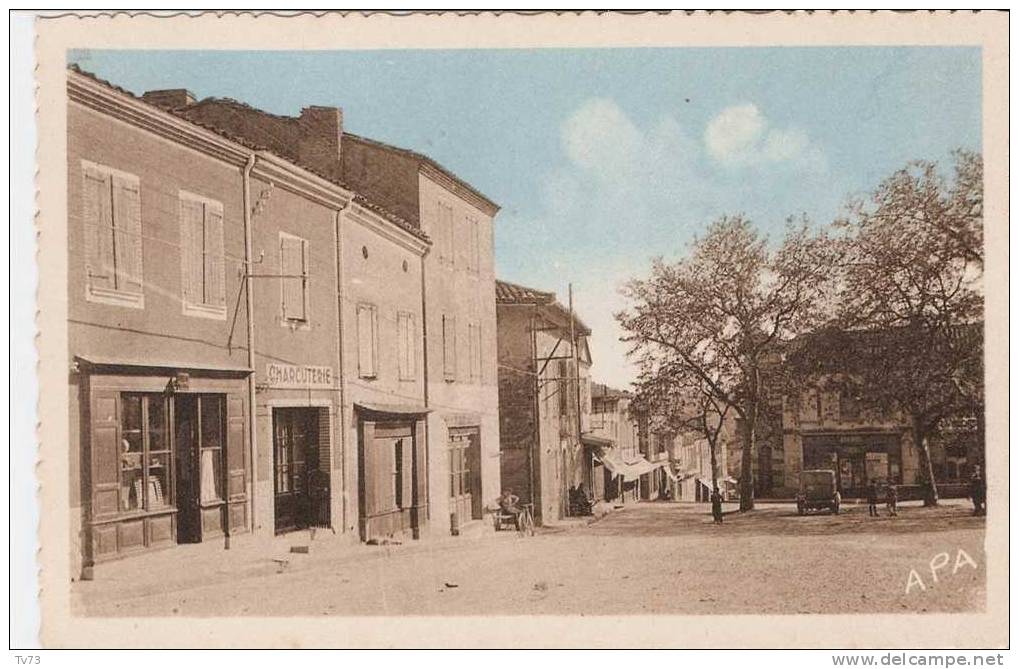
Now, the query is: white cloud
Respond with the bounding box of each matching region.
[705,103,826,171]
[497,97,839,388]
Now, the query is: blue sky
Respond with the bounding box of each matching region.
[69,47,982,387]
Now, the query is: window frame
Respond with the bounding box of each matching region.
[437,200,455,267]
[442,313,457,382]
[356,303,380,380]
[179,190,228,320]
[397,311,416,381]
[81,160,145,309]
[118,392,173,514]
[278,231,310,327]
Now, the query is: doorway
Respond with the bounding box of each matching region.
[449,427,481,527]
[174,394,226,544]
[273,407,321,534]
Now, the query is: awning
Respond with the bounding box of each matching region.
[594,448,668,482]
[354,402,431,418]
[580,433,614,449]
[73,355,253,377]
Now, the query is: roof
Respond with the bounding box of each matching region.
[495,279,556,305]
[495,279,591,336]
[67,65,427,243]
[591,382,631,400]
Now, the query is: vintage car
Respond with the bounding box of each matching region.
[796,469,841,515]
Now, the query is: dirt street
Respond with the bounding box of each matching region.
[76,500,985,617]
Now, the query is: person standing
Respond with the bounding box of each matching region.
[711,487,723,524]
[970,466,986,516]
[867,480,879,517]
[885,483,898,516]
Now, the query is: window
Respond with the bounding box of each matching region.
[442,314,457,382]
[466,216,480,272]
[840,390,861,423]
[467,322,482,382]
[199,396,225,503]
[397,311,416,381]
[280,232,309,323]
[82,161,143,307]
[119,393,172,512]
[179,191,226,318]
[437,201,454,265]
[357,304,379,379]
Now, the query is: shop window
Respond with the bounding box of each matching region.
[81,161,144,308]
[442,314,457,382]
[280,232,309,323]
[397,311,416,381]
[357,304,379,379]
[179,191,226,319]
[119,393,172,512]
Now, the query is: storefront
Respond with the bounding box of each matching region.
[802,432,903,497]
[355,403,429,542]
[76,358,250,573]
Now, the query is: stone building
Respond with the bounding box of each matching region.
[174,96,502,538]
[495,280,592,525]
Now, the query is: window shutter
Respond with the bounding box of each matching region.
[111,174,143,294]
[83,166,115,291]
[474,323,482,381]
[89,389,121,519]
[398,312,414,380]
[225,394,247,504]
[281,236,305,321]
[400,438,412,510]
[179,197,204,305]
[361,423,378,517]
[357,305,376,378]
[204,202,226,308]
[445,207,455,265]
[443,315,456,380]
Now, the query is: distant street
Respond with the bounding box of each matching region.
[76,500,985,617]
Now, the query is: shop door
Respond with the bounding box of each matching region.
[174,394,227,544]
[449,428,481,525]
[273,408,320,534]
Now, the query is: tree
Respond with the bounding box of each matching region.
[618,216,838,511]
[829,151,984,505]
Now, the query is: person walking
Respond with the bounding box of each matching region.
[970,466,986,516]
[885,483,898,516]
[866,480,879,517]
[710,487,723,524]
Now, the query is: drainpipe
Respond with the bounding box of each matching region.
[242,154,258,536]
[333,207,349,535]
[419,253,430,527]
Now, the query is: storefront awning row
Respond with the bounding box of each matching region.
[594,447,668,482]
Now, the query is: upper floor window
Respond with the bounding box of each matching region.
[442,314,457,382]
[467,322,482,382]
[179,191,226,319]
[357,303,379,379]
[279,232,309,324]
[466,216,480,273]
[397,311,416,381]
[437,201,455,266]
[81,161,144,308]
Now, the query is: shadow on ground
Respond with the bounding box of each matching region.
[572,502,985,538]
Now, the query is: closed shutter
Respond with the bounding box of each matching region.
[400,437,413,510]
[204,202,226,308]
[361,423,378,517]
[89,389,121,519]
[357,305,376,378]
[83,166,115,291]
[442,315,456,381]
[378,439,395,512]
[281,236,305,321]
[225,393,247,501]
[398,312,415,380]
[179,197,204,305]
[469,433,482,519]
[111,174,142,294]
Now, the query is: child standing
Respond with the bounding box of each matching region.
[866,480,879,517]
[885,483,898,516]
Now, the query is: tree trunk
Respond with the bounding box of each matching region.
[913,416,940,507]
[739,410,756,511]
[708,436,720,495]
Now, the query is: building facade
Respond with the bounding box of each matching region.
[66,67,464,579]
[495,280,593,525]
[587,385,641,503]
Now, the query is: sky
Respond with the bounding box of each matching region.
[68,47,982,389]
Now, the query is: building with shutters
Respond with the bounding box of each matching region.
[172,95,502,539]
[495,280,593,525]
[66,67,435,579]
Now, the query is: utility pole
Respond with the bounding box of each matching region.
[569,283,584,507]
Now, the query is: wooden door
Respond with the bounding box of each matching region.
[273,408,318,533]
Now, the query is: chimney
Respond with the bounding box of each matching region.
[141,88,196,111]
[297,106,343,178]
